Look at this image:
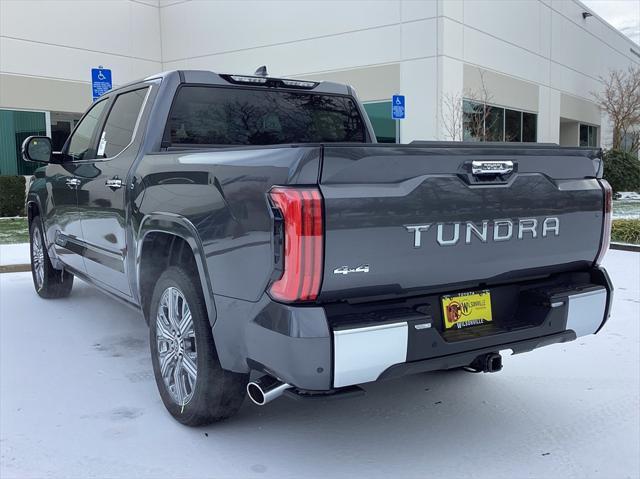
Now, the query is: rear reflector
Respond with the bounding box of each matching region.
[268,187,323,302]
[595,179,612,265]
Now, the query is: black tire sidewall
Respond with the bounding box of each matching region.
[149,266,239,425]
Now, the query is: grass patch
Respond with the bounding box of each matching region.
[611,219,640,245]
[0,217,29,244]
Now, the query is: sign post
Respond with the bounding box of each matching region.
[391,94,405,143]
[91,66,112,102]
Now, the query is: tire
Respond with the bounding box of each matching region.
[30,217,74,299]
[149,266,247,426]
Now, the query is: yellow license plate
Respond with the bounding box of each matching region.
[442,289,493,330]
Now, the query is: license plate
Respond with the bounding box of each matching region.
[441,289,493,330]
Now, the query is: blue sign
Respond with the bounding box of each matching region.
[91,67,112,101]
[392,94,405,119]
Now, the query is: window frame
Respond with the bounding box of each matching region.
[579,123,598,148]
[162,83,371,148]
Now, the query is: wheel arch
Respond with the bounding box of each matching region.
[136,214,216,327]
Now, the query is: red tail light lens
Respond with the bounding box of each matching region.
[595,179,612,265]
[268,187,323,302]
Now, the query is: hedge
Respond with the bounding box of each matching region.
[603,150,640,194]
[0,175,26,217]
[611,219,640,245]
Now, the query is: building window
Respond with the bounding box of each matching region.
[579,124,597,147]
[463,100,537,143]
[0,109,47,175]
[363,101,397,143]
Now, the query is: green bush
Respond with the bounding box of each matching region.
[0,175,26,217]
[611,219,640,245]
[603,150,640,193]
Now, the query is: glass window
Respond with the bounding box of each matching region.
[463,100,484,141]
[579,124,597,147]
[167,86,365,146]
[66,100,108,161]
[485,106,504,141]
[98,88,147,158]
[522,112,537,142]
[363,102,396,143]
[505,109,522,142]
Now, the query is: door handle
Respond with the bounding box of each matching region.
[105,177,123,190]
[66,178,81,189]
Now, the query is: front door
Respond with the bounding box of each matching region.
[46,99,109,273]
[75,87,149,296]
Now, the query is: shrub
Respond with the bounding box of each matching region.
[603,150,640,193]
[611,219,640,245]
[0,176,26,217]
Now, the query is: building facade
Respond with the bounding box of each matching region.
[1,0,638,174]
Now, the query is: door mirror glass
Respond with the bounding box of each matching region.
[22,136,52,163]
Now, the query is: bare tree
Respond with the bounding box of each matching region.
[592,66,640,152]
[440,69,497,142]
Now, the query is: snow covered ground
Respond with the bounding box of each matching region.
[1,250,638,479]
[0,243,29,267]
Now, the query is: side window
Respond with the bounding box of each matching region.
[66,100,108,161]
[97,88,147,158]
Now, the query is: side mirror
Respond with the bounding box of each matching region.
[22,136,52,163]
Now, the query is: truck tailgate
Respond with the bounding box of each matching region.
[318,145,604,301]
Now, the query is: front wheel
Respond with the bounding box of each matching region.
[30,217,73,298]
[149,266,247,426]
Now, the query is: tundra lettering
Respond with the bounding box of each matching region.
[406,217,561,247]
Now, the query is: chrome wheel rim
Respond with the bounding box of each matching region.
[156,287,197,406]
[32,227,45,290]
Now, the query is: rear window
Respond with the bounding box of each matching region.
[166,86,365,146]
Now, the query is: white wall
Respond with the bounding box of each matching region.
[0,0,162,112]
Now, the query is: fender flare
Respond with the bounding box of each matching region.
[136,213,217,326]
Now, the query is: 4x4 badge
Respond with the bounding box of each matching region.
[333,264,370,275]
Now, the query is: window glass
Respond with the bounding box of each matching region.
[579,124,597,147]
[505,109,522,142]
[463,100,483,141]
[485,106,504,141]
[363,102,396,143]
[522,112,537,142]
[167,86,365,145]
[66,100,108,160]
[98,88,147,158]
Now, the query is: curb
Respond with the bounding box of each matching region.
[0,264,31,273]
[610,242,640,252]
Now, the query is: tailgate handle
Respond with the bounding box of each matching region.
[471,160,514,176]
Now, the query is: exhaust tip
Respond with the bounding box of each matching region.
[246,375,292,406]
[247,382,267,406]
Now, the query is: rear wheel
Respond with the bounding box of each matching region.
[29,217,73,298]
[149,266,247,426]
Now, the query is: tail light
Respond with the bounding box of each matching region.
[595,179,612,265]
[268,187,323,302]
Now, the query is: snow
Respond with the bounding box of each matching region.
[1,250,639,479]
[0,243,30,267]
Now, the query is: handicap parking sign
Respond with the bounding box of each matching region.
[91,67,112,101]
[392,95,405,119]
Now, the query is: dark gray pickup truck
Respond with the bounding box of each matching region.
[22,70,613,426]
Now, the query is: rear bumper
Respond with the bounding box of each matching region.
[217,267,612,392]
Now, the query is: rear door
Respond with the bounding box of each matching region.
[318,145,605,301]
[75,87,149,296]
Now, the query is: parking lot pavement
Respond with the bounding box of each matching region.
[1,250,638,479]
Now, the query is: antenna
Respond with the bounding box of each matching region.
[254,66,268,77]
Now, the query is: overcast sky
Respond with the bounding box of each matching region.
[582,0,640,45]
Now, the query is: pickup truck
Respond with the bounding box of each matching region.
[22,69,613,426]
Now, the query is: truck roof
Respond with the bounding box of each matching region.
[112,69,352,96]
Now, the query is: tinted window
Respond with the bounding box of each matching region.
[66,100,108,160]
[505,109,522,142]
[522,112,537,142]
[167,86,365,145]
[98,88,147,158]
